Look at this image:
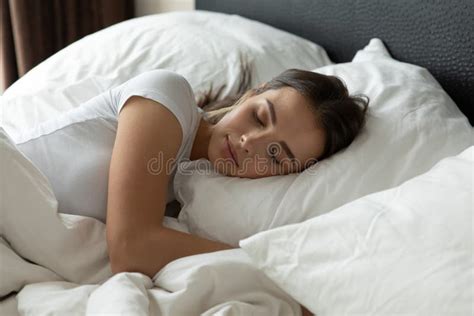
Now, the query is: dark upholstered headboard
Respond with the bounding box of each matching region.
[196,0,474,126]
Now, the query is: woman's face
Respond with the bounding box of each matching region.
[208,87,326,178]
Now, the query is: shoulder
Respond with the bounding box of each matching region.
[118,95,184,159]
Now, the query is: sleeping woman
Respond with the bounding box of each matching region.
[15,66,368,282]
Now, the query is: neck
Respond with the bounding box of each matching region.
[190,117,212,161]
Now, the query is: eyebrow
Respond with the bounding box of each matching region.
[265,98,296,162]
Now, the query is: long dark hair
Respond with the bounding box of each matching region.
[196,59,369,162]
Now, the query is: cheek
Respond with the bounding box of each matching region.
[236,158,262,177]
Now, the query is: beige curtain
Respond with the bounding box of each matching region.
[0,0,134,94]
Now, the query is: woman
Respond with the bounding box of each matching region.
[15,67,368,280]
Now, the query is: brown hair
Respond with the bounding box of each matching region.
[196,61,369,162]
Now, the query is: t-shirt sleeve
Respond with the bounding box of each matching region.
[110,69,198,142]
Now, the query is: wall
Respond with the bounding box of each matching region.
[134,0,195,16]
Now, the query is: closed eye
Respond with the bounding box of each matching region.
[253,110,264,126]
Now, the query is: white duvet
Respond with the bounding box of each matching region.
[0,128,301,315]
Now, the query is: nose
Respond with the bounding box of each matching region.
[240,132,268,157]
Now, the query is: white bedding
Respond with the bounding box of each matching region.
[0,128,301,315]
[1,10,472,314]
[0,11,332,314]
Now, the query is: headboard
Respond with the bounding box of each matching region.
[196,0,474,126]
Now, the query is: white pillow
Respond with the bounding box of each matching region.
[174,38,473,246]
[0,10,332,141]
[239,145,473,315]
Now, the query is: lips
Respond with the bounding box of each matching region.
[226,135,239,166]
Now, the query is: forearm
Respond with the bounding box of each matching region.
[109,225,234,278]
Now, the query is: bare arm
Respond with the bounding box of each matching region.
[106,96,233,278]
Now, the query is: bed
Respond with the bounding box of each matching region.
[0,1,473,315]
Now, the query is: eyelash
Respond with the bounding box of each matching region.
[253,110,280,165]
[253,110,264,127]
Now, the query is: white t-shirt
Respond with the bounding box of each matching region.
[15,69,202,223]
